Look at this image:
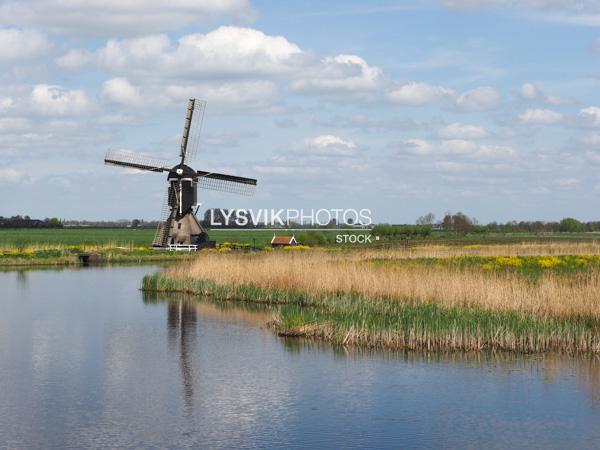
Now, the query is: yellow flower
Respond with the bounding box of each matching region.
[537,256,561,268]
[284,245,311,251]
[494,256,523,268]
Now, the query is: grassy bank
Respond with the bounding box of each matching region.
[0,244,193,266]
[142,251,600,354]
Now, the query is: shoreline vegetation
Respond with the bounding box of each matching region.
[0,244,194,267]
[142,249,600,354]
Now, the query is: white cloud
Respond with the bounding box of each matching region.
[94,27,304,78]
[439,122,488,139]
[402,137,515,160]
[102,78,143,107]
[579,106,600,127]
[518,108,563,124]
[303,135,357,156]
[477,144,515,158]
[440,139,479,154]
[30,84,89,115]
[100,77,278,109]
[0,168,23,183]
[292,54,383,92]
[56,49,93,70]
[0,0,255,36]
[404,138,432,155]
[454,86,499,111]
[388,82,455,106]
[520,83,539,100]
[519,82,573,105]
[0,28,49,61]
[68,26,384,103]
[389,83,499,110]
[545,95,573,105]
[0,97,14,111]
[166,81,278,108]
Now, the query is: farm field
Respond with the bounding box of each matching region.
[1,227,600,249]
[0,227,361,248]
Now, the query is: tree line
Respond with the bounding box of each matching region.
[0,216,62,228]
[416,212,597,234]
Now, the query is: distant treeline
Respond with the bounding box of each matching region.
[0,216,160,229]
[480,218,598,233]
[416,212,598,234]
[0,216,62,228]
[63,219,159,228]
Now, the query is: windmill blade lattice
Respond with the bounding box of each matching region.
[196,171,257,196]
[181,100,206,164]
[105,149,170,172]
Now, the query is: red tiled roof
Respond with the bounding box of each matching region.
[271,235,296,245]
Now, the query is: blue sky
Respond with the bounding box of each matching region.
[1,0,600,223]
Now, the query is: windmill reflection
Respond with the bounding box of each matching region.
[167,300,198,410]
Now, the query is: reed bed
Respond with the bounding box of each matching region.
[143,251,600,353]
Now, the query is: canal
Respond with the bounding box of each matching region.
[1,266,599,448]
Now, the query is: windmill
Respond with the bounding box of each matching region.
[104,99,257,249]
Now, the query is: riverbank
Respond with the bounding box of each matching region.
[0,245,194,267]
[142,251,600,354]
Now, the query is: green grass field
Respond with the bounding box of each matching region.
[0,228,352,248]
[0,228,157,247]
[0,227,599,249]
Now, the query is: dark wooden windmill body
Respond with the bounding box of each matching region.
[104,99,257,249]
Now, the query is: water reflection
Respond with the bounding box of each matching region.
[167,300,197,410]
[143,291,275,414]
[282,338,600,405]
[145,290,600,407]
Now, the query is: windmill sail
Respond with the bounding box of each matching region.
[196,170,257,196]
[180,99,206,164]
[105,150,170,172]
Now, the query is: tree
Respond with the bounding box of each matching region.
[453,212,473,234]
[441,212,473,234]
[559,217,583,233]
[131,219,141,228]
[416,212,435,225]
[44,217,62,228]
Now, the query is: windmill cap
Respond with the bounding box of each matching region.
[168,163,197,180]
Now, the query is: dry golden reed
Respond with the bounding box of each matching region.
[165,250,600,319]
[356,241,600,260]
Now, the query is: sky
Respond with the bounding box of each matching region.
[1,0,600,223]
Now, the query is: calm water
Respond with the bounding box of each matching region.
[1,266,599,449]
